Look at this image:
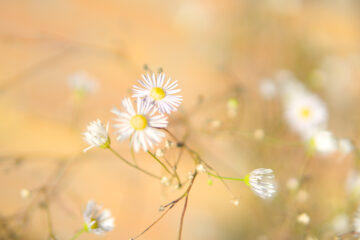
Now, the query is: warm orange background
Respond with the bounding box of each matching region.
[1,1,360,239]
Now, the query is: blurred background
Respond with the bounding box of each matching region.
[0,0,360,239]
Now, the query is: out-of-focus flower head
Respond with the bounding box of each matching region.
[332,213,349,234]
[83,200,114,235]
[307,130,337,156]
[111,98,168,152]
[284,93,328,137]
[259,78,277,100]
[338,138,354,155]
[68,71,98,98]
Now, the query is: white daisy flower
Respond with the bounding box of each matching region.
[354,206,360,233]
[308,130,337,155]
[68,71,98,96]
[132,73,182,114]
[338,138,354,155]
[259,78,277,100]
[83,200,114,235]
[285,93,328,136]
[111,98,168,152]
[244,168,276,199]
[83,119,110,152]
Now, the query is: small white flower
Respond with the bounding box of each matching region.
[83,119,110,152]
[161,176,170,186]
[196,164,206,173]
[83,200,114,235]
[338,138,354,155]
[354,206,360,233]
[68,71,98,95]
[308,130,337,155]
[285,93,328,136]
[155,148,165,158]
[132,73,182,114]
[259,78,277,100]
[297,213,310,225]
[112,98,168,152]
[245,168,276,199]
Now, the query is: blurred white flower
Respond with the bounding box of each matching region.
[68,71,98,96]
[259,78,277,100]
[338,138,354,155]
[20,188,31,199]
[354,206,360,233]
[161,176,170,186]
[155,148,165,158]
[285,93,328,137]
[230,198,240,206]
[297,212,310,225]
[276,70,307,102]
[112,98,168,152]
[308,130,337,155]
[286,177,299,191]
[245,168,276,199]
[83,200,114,235]
[133,73,182,114]
[83,119,110,152]
[332,214,349,234]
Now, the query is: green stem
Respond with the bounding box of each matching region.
[147,151,173,176]
[108,147,161,180]
[207,172,244,182]
[70,228,86,240]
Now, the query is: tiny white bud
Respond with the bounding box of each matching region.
[188,171,194,180]
[196,164,206,173]
[230,198,240,206]
[165,140,175,149]
[20,188,31,199]
[155,149,165,158]
[161,176,170,186]
[297,213,310,225]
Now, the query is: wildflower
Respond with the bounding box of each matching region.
[132,73,182,114]
[83,119,110,152]
[112,98,168,152]
[338,138,354,155]
[83,200,114,235]
[164,140,175,149]
[308,130,337,155]
[297,213,310,225]
[68,71,98,97]
[244,168,276,199]
[276,71,307,102]
[285,93,328,136]
[259,78,277,100]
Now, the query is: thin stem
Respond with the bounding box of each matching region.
[178,193,189,240]
[147,151,173,176]
[131,171,198,240]
[207,172,244,182]
[70,228,86,240]
[44,193,56,240]
[108,147,161,180]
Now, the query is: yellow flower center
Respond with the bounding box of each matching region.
[300,107,311,119]
[90,218,98,230]
[130,114,147,130]
[150,87,166,100]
